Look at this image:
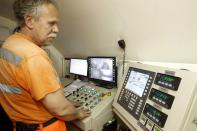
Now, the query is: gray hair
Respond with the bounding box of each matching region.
[13,0,57,26]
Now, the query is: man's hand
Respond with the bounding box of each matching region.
[69,100,91,119]
[76,108,91,120]
[69,100,82,108]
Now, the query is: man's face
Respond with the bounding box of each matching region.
[32,3,59,46]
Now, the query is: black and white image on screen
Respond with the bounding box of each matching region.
[90,58,113,82]
[70,59,88,76]
[125,71,149,97]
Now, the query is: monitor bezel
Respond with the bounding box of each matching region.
[87,56,117,86]
[69,58,88,77]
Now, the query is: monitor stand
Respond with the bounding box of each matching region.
[93,81,115,89]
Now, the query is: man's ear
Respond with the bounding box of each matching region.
[24,15,34,29]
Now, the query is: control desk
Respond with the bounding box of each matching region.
[61,79,117,131]
[113,62,197,131]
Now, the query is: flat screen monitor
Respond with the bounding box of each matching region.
[125,70,149,97]
[69,58,88,76]
[88,57,116,86]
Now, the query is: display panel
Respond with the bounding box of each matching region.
[143,103,168,128]
[154,73,181,91]
[69,58,88,76]
[125,71,149,97]
[88,57,116,86]
[117,67,155,120]
[149,88,175,109]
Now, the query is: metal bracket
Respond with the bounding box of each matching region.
[192,117,197,126]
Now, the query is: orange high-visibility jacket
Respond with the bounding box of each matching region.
[0,32,62,124]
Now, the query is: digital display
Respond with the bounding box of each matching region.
[125,71,149,97]
[154,73,181,91]
[70,58,88,76]
[160,76,175,82]
[143,103,168,128]
[155,92,168,101]
[149,88,175,109]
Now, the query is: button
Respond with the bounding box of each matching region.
[155,98,159,101]
[90,106,94,109]
[139,116,147,125]
[146,120,154,131]
[153,125,162,131]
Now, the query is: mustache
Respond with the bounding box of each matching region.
[48,33,57,38]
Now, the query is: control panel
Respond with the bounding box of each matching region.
[66,85,104,110]
[117,67,155,120]
[113,62,197,131]
[63,81,116,131]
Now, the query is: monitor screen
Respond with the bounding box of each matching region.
[69,58,88,76]
[88,57,116,85]
[125,70,149,97]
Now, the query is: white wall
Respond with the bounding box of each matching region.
[54,0,197,63]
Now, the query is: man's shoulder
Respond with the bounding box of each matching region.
[3,34,46,59]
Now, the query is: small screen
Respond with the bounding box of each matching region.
[88,57,116,84]
[125,70,149,97]
[70,58,88,76]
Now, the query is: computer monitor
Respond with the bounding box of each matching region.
[69,58,88,76]
[88,57,117,86]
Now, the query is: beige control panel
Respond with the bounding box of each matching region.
[62,80,116,131]
[113,62,197,131]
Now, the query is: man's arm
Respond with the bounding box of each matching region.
[40,88,91,121]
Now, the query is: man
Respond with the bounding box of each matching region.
[0,0,90,131]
